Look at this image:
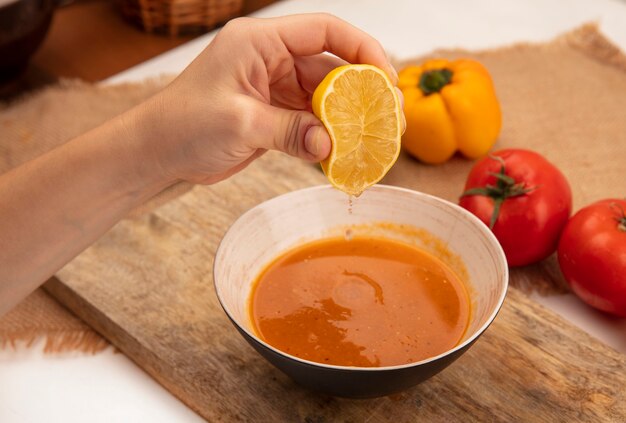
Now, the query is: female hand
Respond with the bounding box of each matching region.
[140,13,398,185]
[0,13,398,315]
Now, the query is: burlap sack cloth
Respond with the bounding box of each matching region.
[1,24,625,353]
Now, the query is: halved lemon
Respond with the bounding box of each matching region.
[312,64,403,196]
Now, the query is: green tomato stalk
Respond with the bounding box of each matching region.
[461,155,536,229]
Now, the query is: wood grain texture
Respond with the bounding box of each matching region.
[46,151,626,422]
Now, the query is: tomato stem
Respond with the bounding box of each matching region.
[419,69,453,95]
[462,155,536,229]
[490,198,504,230]
[611,202,626,232]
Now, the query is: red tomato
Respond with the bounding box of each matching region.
[459,149,572,266]
[557,199,626,317]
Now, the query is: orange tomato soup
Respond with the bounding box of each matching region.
[249,236,470,367]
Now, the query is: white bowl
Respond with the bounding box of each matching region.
[214,184,508,398]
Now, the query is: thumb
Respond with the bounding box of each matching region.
[260,105,331,161]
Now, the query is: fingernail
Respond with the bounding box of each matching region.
[394,87,406,134]
[395,87,404,109]
[388,64,399,85]
[304,126,329,159]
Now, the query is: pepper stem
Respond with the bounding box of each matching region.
[461,155,536,229]
[419,68,453,95]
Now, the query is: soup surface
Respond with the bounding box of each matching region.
[249,236,470,367]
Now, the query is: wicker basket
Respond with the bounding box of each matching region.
[120,0,244,36]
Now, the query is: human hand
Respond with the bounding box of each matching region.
[137,13,399,185]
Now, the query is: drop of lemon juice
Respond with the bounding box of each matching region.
[345,195,355,241]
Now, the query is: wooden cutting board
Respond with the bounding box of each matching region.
[46,151,626,422]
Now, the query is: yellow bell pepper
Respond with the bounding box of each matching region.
[398,59,502,164]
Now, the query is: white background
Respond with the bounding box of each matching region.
[2,0,626,421]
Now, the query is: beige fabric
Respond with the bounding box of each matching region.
[1,23,625,352]
[0,288,109,353]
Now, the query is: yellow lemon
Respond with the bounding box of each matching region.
[312,64,403,196]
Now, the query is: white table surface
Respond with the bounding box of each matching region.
[2,0,626,421]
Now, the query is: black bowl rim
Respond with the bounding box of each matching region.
[213,184,509,372]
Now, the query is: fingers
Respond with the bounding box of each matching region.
[270,54,348,109]
[295,53,348,94]
[265,13,397,84]
[254,102,331,162]
[269,66,310,109]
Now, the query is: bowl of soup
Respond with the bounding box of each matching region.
[214,184,508,398]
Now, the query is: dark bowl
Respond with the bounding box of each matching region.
[0,0,57,81]
[214,185,509,398]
